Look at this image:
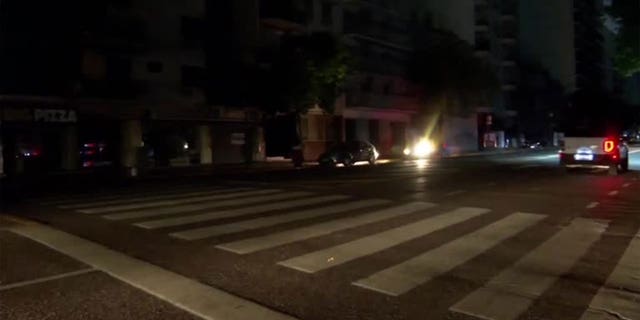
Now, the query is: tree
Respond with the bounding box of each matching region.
[408,25,499,117]
[606,0,640,77]
[263,32,352,115]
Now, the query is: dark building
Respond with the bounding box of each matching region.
[1,0,264,177]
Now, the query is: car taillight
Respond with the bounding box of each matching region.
[603,139,616,153]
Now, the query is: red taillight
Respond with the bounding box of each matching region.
[603,139,616,153]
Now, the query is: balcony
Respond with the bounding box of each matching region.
[259,0,309,31]
[346,91,420,111]
[80,79,148,100]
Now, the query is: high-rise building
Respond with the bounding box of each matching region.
[257,0,421,159]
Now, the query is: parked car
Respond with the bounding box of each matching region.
[318,141,379,167]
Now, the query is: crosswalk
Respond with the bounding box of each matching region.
[41,185,640,320]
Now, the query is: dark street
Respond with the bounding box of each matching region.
[2,149,639,320]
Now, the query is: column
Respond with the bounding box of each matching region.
[120,120,142,175]
[60,126,78,171]
[355,118,370,141]
[196,125,212,165]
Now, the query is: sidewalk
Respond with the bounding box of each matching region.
[0,215,296,320]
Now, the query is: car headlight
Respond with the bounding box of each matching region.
[413,139,435,158]
[403,148,412,156]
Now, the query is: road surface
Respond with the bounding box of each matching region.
[2,149,639,320]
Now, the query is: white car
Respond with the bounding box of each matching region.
[560,136,629,175]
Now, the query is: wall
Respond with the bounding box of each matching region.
[420,0,475,44]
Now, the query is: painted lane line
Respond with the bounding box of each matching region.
[59,188,248,209]
[580,231,640,320]
[622,183,631,188]
[171,199,390,240]
[44,185,205,206]
[629,149,640,154]
[608,190,619,196]
[444,190,467,197]
[9,221,295,320]
[104,191,309,221]
[136,195,349,229]
[78,189,273,214]
[278,207,490,274]
[0,268,96,291]
[586,202,600,209]
[216,202,436,254]
[450,218,607,320]
[353,213,545,296]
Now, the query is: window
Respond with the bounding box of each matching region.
[361,76,373,92]
[181,16,204,41]
[181,66,206,87]
[147,61,163,73]
[322,2,332,26]
[383,82,392,95]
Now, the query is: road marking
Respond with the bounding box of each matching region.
[278,207,490,274]
[59,188,250,209]
[451,218,607,320]
[104,191,311,221]
[445,190,467,197]
[608,190,619,196]
[586,202,600,209]
[216,202,436,254]
[170,199,390,240]
[136,195,349,229]
[629,149,640,154]
[353,213,545,296]
[622,183,631,188]
[42,185,204,206]
[78,189,276,214]
[0,268,96,291]
[580,231,640,320]
[8,220,295,320]
[517,164,542,169]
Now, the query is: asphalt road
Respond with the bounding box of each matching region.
[2,149,639,320]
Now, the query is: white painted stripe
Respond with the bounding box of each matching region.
[353,212,545,296]
[42,185,203,206]
[171,199,390,240]
[9,221,295,320]
[629,149,640,154]
[451,218,607,320]
[622,183,631,188]
[580,231,640,320]
[60,188,249,209]
[279,207,490,274]
[216,202,436,254]
[0,268,96,291]
[609,190,619,196]
[586,202,600,209]
[136,195,349,229]
[445,190,467,197]
[103,191,309,221]
[78,189,272,214]
[517,164,541,169]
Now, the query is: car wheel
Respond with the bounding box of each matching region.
[343,156,354,167]
[368,155,376,165]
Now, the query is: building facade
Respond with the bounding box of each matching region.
[258,0,421,160]
[1,0,265,177]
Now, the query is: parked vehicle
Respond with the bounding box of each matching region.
[318,141,379,167]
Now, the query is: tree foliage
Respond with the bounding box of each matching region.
[607,0,640,77]
[264,32,352,114]
[408,25,499,116]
